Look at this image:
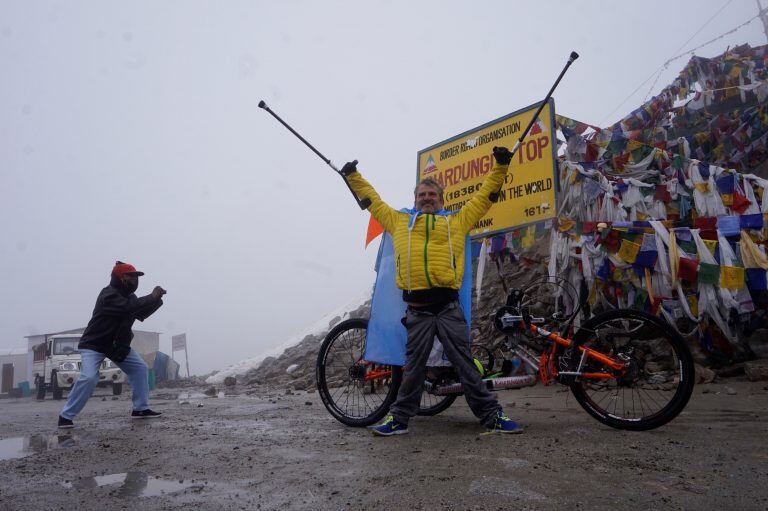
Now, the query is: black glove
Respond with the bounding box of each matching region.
[493,146,512,165]
[111,344,131,363]
[339,160,358,176]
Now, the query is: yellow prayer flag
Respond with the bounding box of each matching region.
[588,284,597,306]
[694,182,710,193]
[557,217,575,233]
[687,294,698,317]
[617,239,641,263]
[703,239,718,256]
[721,266,745,290]
[521,226,535,249]
[721,193,733,206]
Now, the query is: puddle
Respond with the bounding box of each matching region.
[0,433,77,461]
[62,472,203,497]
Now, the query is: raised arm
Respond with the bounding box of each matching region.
[455,147,512,231]
[341,161,400,233]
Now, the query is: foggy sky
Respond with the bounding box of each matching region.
[1,0,765,375]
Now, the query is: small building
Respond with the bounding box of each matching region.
[25,328,161,388]
[0,348,29,394]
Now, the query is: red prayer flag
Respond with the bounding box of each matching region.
[678,257,699,283]
[654,184,672,202]
[694,216,717,230]
[731,192,751,214]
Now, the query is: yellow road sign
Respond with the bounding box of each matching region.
[417,99,557,238]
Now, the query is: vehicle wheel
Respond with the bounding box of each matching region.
[35,378,46,400]
[569,309,695,431]
[51,372,64,400]
[417,392,456,416]
[112,383,123,395]
[316,318,402,427]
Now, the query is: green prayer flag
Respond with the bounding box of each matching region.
[698,263,720,285]
[678,240,697,254]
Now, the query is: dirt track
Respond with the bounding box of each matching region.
[1,380,767,510]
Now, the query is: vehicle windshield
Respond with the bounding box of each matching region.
[53,338,80,355]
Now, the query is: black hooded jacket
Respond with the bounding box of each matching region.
[77,278,163,357]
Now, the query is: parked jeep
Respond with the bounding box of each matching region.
[33,334,126,400]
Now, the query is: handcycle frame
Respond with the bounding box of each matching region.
[316,279,695,431]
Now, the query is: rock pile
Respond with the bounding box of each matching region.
[224,236,768,391]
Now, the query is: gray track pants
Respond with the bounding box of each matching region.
[390,301,501,426]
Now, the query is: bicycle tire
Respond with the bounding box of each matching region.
[316,318,401,427]
[568,309,695,431]
[417,392,457,416]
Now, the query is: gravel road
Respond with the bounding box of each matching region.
[1,380,766,510]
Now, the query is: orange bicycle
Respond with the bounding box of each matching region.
[316,277,694,431]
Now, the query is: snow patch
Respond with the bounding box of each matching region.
[205,289,371,384]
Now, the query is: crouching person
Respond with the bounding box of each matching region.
[58,261,166,429]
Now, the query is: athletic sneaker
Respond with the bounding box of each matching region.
[369,415,408,436]
[131,409,162,419]
[58,416,74,429]
[485,410,523,434]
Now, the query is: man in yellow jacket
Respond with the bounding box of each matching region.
[341,146,522,436]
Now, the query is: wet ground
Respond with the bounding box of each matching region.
[1,381,767,510]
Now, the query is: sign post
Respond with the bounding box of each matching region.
[417,99,559,238]
[171,334,190,377]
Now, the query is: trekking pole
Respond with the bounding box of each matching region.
[258,100,371,210]
[508,51,579,159]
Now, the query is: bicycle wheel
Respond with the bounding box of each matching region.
[417,390,456,416]
[568,309,695,431]
[316,318,402,427]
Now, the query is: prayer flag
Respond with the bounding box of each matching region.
[746,268,768,290]
[703,239,719,256]
[731,192,751,214]
[678,257,699,282]
[694,216,717,230]
[490,236,506,253]
[740,213,764,230]
[716,174,735,194]
[698,263,720,285]
[717,215,741,236]
[721,266,746,290]
[617,239,641,263]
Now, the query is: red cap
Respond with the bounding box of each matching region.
[111,261,145,278]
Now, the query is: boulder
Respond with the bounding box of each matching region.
[744,360,768,381]
[694,363,716,384]
[746,328,768,358]
[223,376,237,387]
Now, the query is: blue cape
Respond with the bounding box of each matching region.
[363,209,473,366]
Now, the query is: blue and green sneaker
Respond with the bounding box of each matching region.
[485,410,523,434]
[369,415,409,436]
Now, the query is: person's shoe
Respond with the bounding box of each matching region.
[485,410,523,434]
[58,416,74,429]
[369,415,408,436]
[131,409,162,419]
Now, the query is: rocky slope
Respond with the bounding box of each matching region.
[213,237,768,392]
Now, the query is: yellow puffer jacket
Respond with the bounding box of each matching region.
[347,162,509,292]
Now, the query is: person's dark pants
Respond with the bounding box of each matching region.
[389,301,501,427]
